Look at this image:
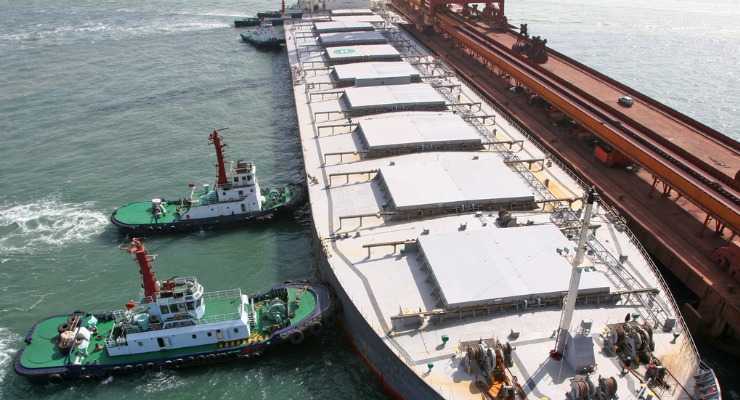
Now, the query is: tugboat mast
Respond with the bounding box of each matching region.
[209,128,229,188]
[122,238,159,301]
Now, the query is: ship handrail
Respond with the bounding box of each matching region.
[202,288,242,301]
[195,312,242,325]
[596,201,700,359]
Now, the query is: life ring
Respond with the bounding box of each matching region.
[289,330,305,345]
[49,374,63,384]
[58,323,71,333]
[309,322,324,337]
[67,316,80,325]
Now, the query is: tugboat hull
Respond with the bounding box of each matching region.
[14,282,334,383]
[111,182,305,235]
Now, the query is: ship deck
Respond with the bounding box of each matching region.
[286,10,713,400]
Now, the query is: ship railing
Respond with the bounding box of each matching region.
[598,203,701,358]
[587,238,664,325]
[202,288,242,301]
[195,312,242,325]
[585,229,699,358]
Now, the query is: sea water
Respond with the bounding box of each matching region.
[0,0,736,399]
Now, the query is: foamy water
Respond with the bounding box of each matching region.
[0,327,21,387]
[0,198,109,255]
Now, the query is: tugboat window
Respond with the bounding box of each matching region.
[234,177,239,182]
[160,305,169,314]
[192,334,197,339]
[207,332,212,337]
[157,337,165,347]
[187,302,195,310]
[169,304,178,313]
[247,176,252,181]
[234,328,239,333]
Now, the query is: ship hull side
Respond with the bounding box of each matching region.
[310,228,442,400]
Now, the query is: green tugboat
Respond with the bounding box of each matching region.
[241,20,286,48]
[234,16,261,27]
[110,129,304,235]
[14,238,334,383]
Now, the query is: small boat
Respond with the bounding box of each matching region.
[234,17,261,27]
[14,238,334,383]
[257,10,281,19]
[110,129,304,235]
[241,20,286,48]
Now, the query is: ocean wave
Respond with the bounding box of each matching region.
[0,327,21,386]
[0,15,228,47]
[0,198,109,255]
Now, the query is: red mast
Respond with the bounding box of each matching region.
[123,238,159,302]
[209,129,229,187]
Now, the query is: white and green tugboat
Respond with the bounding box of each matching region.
[240,20,285,48]
[111,129,304,235]
[14,238,334,383]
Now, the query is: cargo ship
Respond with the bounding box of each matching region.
[284,5,720,400]
[110,129,304,235]
[14,238,334,383]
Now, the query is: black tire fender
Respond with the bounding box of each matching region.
[289,330,304,345]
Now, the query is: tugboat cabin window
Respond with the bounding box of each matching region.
[234,328,239,333]
[207,332,212,337]
[238,191,244,196]
[250,189,254,193]
[138,341,144,346]
[196,299,202,308]
[247,176,252,181]
[169,304,178,313]
[160,305,169,314]
[192,334,197,339]
[157,337,165,348]
[234,177,239,182]
[187,302,195,310]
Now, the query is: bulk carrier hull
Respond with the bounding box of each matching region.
[286,6,719,400]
